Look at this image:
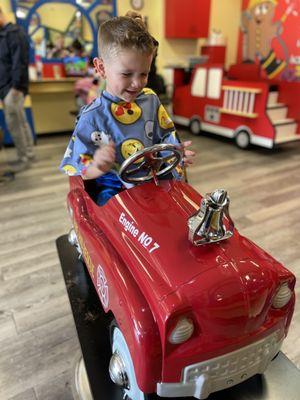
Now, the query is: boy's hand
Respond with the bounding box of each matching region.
[181,140,195,166]
[93,141,116,173]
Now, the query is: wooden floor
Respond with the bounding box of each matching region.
[0,130,299,399]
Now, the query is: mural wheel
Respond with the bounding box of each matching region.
[189,118,201,135]
[235,130,250,149]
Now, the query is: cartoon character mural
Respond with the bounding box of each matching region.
[240,0,300,80]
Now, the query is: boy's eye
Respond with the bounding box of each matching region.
[122,73,132,77]
[255,6,261,15]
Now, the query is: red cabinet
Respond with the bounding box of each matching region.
[165,0,211,39]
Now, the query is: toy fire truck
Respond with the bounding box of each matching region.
[171,63,300,149]
[67,144,295,399]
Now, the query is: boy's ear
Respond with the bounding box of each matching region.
[93,57,106,78]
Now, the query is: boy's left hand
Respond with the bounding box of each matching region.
[181,140,195,166]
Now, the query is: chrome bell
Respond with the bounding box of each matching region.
[188,189,234,246]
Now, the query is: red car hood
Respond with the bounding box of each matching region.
[95,180,290,332]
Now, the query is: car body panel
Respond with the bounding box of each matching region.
[67,175,295,394]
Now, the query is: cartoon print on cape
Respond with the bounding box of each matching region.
[111,101,142,124]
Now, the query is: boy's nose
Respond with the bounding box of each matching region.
[131,77,143,89]
[130,81,140,89]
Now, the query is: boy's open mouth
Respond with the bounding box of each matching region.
[126,90,139,95]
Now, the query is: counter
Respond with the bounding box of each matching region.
[29,78,77,134]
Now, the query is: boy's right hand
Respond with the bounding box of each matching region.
[93,141,116,173]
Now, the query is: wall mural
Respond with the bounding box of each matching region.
[238,0,300,81]
[10,0,117,60]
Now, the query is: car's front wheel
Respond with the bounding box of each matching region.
[110,325,148,400]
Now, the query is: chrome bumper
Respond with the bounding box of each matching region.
[157,330,283,399]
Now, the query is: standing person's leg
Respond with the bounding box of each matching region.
[0,125,14,181]
[20,104,35,160]
[3,89,32,166]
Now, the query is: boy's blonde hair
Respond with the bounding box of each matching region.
[98,16,155,60]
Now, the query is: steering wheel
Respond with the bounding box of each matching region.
[119,143,183,184]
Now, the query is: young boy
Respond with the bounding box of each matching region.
[60,15,194,205]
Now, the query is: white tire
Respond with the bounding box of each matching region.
[71,351,93,400]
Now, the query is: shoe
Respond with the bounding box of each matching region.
[8,161,31,173]
[8,154,35,166]
[28,153,36,162]
[7,159,20,166]
[0,170,15,182]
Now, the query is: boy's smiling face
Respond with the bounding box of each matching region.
[94,48,153,103]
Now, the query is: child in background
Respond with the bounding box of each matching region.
[60,14,195,205]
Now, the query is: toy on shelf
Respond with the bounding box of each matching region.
[66,144,295,399]
[73,77,104,110]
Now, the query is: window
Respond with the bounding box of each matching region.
[207,68,222,99]
[191,68,207,97]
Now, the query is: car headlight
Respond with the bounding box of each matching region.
[272,282,292,309]
[168,318,194,344]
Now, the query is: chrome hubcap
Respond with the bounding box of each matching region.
[68,228,82,257]
[68,228,78,246]
[109,351,130,389]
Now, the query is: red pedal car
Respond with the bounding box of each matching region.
[67,144,295,399]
